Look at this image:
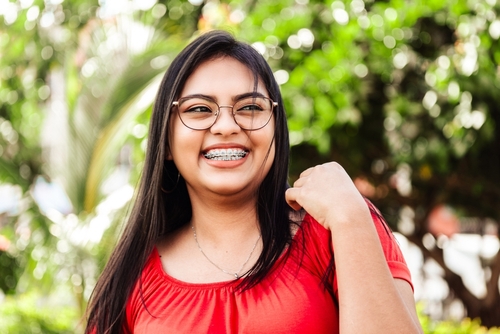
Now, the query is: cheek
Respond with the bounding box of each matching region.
[171,131,195,157]
[169,121,191,160]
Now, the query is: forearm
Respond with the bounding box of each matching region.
[284,162,422,332]
[330,209,422,333]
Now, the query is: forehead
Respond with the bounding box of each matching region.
[180,57,267,98]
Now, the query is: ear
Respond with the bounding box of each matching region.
[165,147,173,161]
[164,125,173,159]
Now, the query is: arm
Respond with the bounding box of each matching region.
[285,162,422,333]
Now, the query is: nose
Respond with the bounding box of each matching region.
[209,106,241,134]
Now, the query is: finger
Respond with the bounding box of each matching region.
[299,167,314,178]
[293,176,305,188]
[285,187,302,211]
[293,168,314,187]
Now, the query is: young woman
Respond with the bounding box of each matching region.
[85,30,422,333]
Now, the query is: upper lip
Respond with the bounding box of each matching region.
[202,143,249,154]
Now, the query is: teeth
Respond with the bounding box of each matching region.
[204,149,248,161]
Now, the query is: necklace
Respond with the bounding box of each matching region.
[191,225,261,279]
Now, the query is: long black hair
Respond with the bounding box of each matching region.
[85,30,292,334]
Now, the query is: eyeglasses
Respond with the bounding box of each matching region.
[172,95,277,131]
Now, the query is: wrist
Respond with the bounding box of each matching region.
[326,205,372,234]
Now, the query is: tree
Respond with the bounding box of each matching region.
[1,0,499,329]
[234,0,500,326]
[0,0,198,330]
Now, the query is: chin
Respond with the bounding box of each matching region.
[212,186,250,197]
[208,181,258,198]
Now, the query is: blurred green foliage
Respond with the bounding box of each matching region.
[0,0,499,331]
[0,293,80,333]
[418,305,500,334]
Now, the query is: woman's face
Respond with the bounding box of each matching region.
[168,57,276,201]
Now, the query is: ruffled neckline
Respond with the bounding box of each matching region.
[150,216,310,289]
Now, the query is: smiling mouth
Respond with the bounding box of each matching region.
[203,149,249,161]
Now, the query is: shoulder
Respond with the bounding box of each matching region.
[287,212,333,275]
[298,199,389,236]
[125,247,161,328]
[363,198,399,246]
[296,199,397,259]
[362,199,414,288]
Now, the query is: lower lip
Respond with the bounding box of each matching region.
[202,153,248,168]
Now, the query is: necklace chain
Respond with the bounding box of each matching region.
[191,225,261,279]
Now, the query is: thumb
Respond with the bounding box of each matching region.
[285,187,302,211]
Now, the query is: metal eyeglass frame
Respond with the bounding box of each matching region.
[171,96,278,131]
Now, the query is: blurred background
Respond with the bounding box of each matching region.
[0,0,499,333]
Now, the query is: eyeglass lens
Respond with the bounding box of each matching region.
[176,96,274,130]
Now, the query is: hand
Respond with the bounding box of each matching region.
[285,162,370,230]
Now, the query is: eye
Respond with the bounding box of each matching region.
[239,104,264,112]
[184,105,213,113]
[235,98,268,113]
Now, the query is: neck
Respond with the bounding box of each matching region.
[186,189,261,243]
[184,191,263,279]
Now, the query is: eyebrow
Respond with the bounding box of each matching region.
[179,92,268,102]
[233,92,268,100]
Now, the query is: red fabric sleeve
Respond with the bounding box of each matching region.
[365,200,413,289]
[298,200,413,297]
